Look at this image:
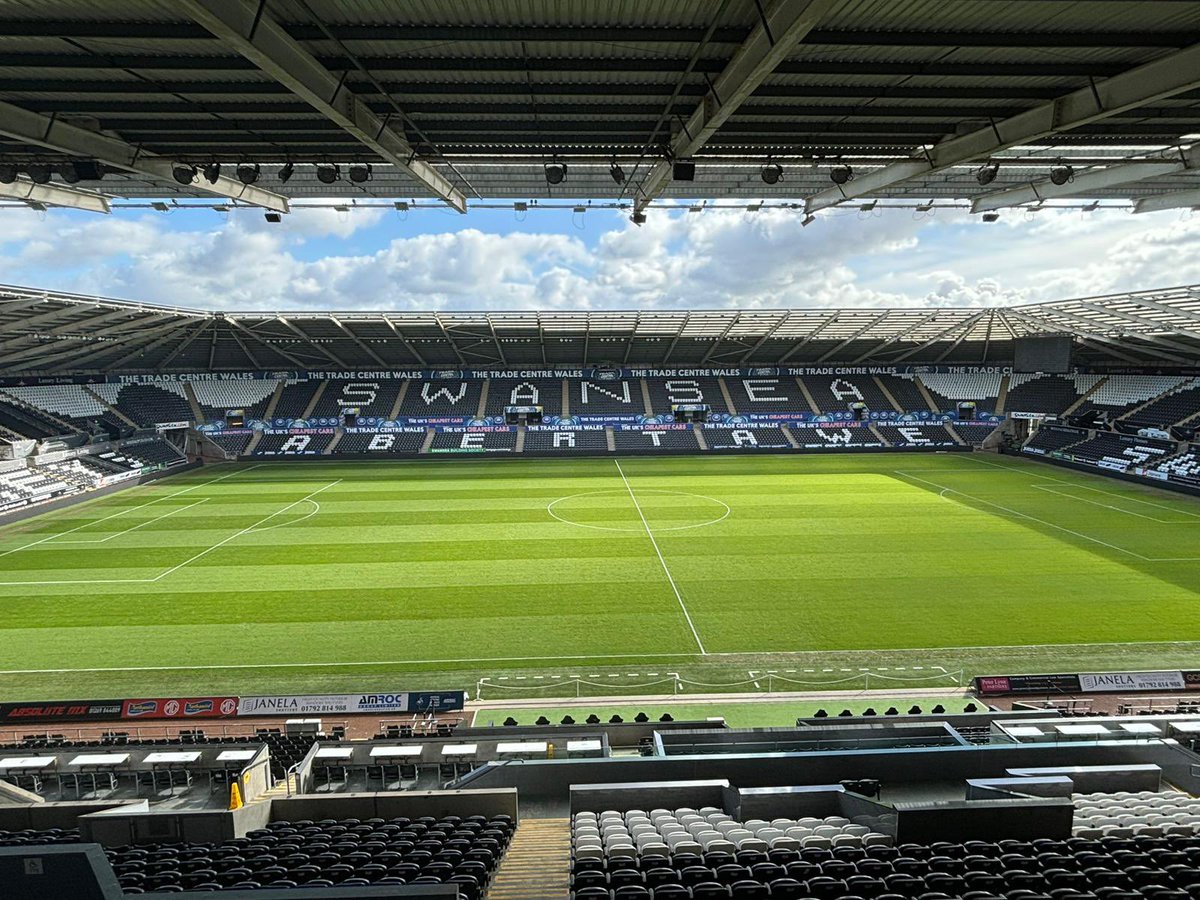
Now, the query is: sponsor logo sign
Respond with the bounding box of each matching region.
[1079,671,1185,692]
[238,691,465,716]
[0,700,124,722]
[974,674,1082,695]
[121,697,239,719]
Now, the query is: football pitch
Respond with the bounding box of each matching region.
[1,452,1198,702]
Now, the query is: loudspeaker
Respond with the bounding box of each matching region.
[672,160,696,181]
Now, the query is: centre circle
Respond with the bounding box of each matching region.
[547,489,731,532]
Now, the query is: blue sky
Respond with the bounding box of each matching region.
[1,200,1197,311]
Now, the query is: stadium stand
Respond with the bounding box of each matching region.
[90,383,192,428]
[950,423,1000,446]
[523,429,610,455]
[875,424,958,447]
[723,377,811,416]
[429,430,518,452]
[0,395,76,440]
[646,378,732,416]
[1059,431,1177,471]
[336,430,427,454]
[1022,426,1089,455]
[910,373,1004,414]
[613,428,699,453]
[0,465,73,508]
[800,375,897,415]
[204,431,253,455]
[1124,379,1200,428]
[308,379,406,418]
[0,813,515,894]
[874,375,932,413]
[191,379,280,421]
[118,437,186,468]
[704,427,792,450]
[1157,445,1200,484]
[252,433,335,456]
[484,378,564,416]
[1076,375,1194,421]
[1005,374,1103,415]
[0,385,122,435]
[572,378,645,419]
[788,425,885,449]
[397,380,483,419]
[1072,790,1200,838]
[272,379,324,418]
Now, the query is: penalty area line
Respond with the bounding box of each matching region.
[0,478,340,587]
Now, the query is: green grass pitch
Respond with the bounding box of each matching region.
[0,452,1198,702]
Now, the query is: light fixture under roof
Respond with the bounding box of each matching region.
[829,164,853,185]
[1049,163,1074,186]
[544,161,567,185]
[976,161,1000,185]
[760,162,783,185]
[316,163,340,184]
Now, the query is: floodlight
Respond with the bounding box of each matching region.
[1049,164,1074,186]
[236,163,260,185]
[544,161,567,184]
[25,164,51,184]
[0,165,15,184]
[316,163,340,184]
[829,164,853,185]
[760,162,783,185]
[976,161,1000,185]
[203,162,222,184]
[609,161,625,184]
[277,162,295,183]
[348,163,372,183]
[172,164,197,185]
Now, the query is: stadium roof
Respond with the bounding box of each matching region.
[2,282,1199,374]
[0,1,1199,217]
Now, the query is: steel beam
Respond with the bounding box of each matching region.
[804,41,1200,214]
[176,0,467,213]
[0,177,110,213]
[971,147,1199,213]
[631,0,837,213]
[1133,187,1200,213]
[0,100,289,212]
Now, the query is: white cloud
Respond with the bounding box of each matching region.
[0,203,1196,311]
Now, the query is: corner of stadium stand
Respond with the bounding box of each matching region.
[4,1,1200,898]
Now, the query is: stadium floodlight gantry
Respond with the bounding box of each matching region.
[1,283,1199,374]
[0,1,1198,217]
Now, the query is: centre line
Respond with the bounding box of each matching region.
[614,459,707,655]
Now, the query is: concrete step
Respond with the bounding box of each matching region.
[488,817,570,900]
